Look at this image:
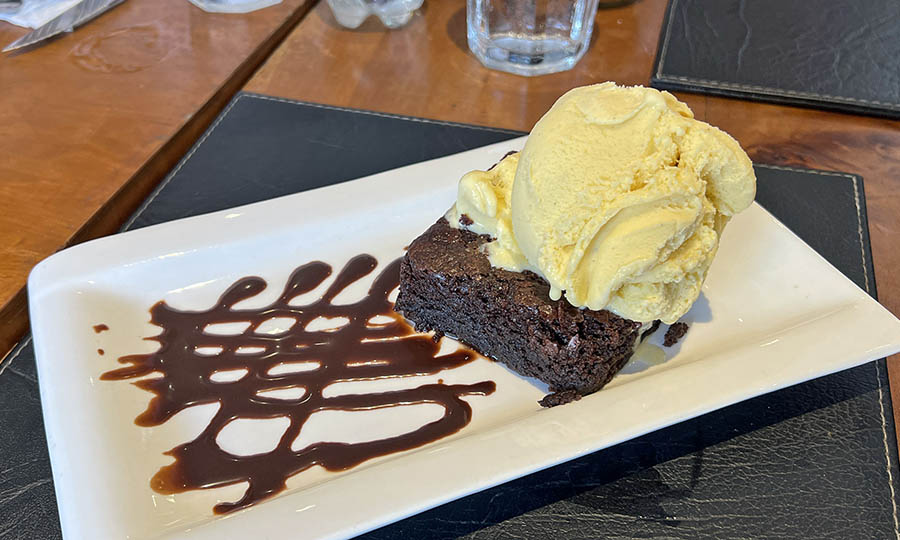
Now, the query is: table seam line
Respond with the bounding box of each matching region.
[653,73,900,109]
[241,92,525,135]
[121,93,249,230]
[756,166,893,534]
[8,365,37,384]
[856,163,900,539]
[0,335,33,377]
[655,0,677,79]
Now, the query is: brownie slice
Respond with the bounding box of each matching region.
[395,218,643,405]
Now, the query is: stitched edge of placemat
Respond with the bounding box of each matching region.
[5,91,897,536]
[651,0,900,115]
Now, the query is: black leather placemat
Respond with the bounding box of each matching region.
[2,92,897,539]
[651,0,900,119]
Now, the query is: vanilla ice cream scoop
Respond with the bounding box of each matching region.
[448,82,756,324]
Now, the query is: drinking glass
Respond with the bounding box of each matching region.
[187,0,281,13]
[467,0,600,76]
[326,0,424,29]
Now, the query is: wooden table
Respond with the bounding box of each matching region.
[245,0,900,430]
[0,0,313,357]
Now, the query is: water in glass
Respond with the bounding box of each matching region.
[467,0,600,76]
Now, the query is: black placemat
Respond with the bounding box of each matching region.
[651,0,900,119]
[2,92,897,539]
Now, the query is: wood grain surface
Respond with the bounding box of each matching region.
[245,0,900,425]
[0,0,313,358]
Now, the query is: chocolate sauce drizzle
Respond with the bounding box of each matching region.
[93,323,109,333]
[101,255,494,514]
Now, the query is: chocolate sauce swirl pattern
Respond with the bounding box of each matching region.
[102,255,495,514]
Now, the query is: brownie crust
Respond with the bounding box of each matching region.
[395,218,643,401]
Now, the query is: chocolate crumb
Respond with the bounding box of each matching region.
[663,322,689,347]
[459,214,474,226]
[539,389,582,408]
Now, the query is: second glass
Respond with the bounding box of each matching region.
[467,0,600,76]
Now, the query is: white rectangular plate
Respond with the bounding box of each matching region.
[29,138,900,540]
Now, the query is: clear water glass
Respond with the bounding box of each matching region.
[186,0,282,13]
[326,0,424,29]
[467,0,600,76]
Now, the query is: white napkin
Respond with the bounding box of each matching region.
[0,0,81,28]
[187,0,281,13]
[0,0,284,28]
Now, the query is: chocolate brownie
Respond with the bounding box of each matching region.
[394,218,644,405]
